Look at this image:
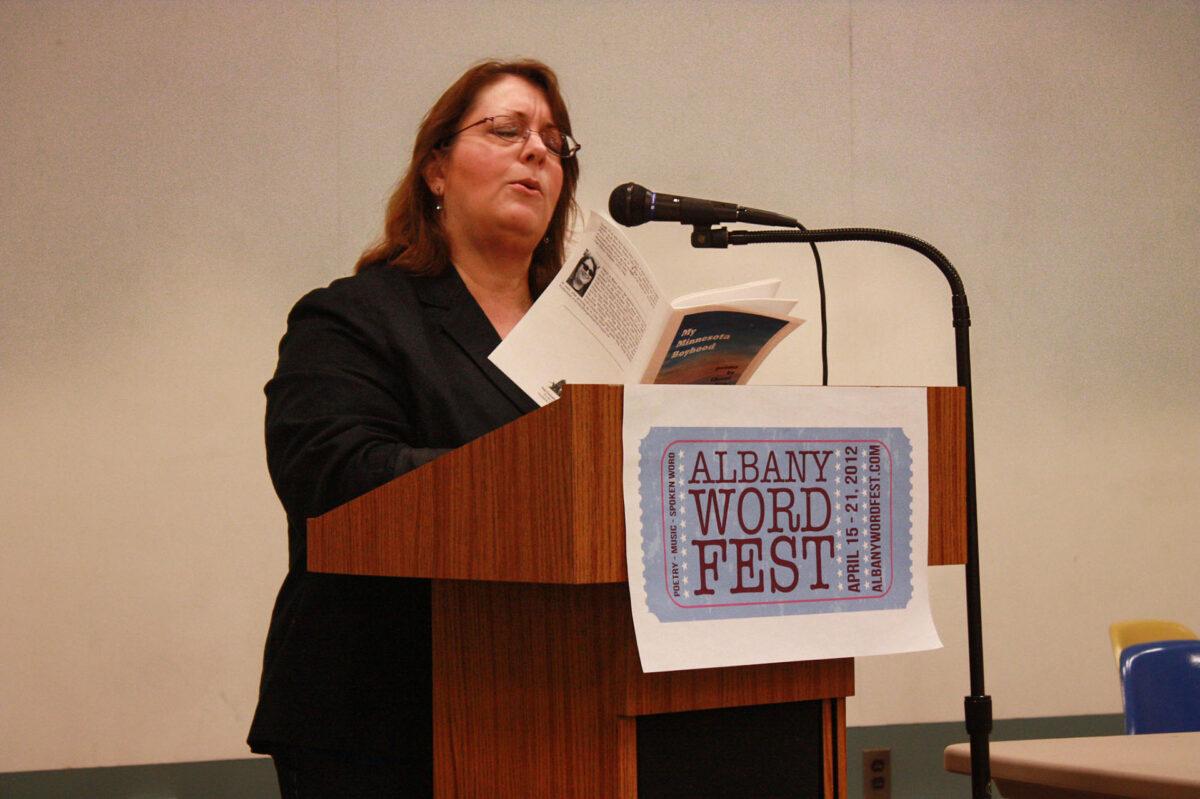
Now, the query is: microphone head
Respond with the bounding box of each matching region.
[608,182,648,226]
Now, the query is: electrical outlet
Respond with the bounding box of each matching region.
[863,748,891,799]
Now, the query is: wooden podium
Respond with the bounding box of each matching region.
[308,384,967,797]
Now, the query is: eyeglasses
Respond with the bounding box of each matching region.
[440,115,581,159]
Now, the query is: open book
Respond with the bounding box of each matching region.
[490,212,804,406]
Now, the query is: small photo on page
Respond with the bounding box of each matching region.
[567,250,598,297]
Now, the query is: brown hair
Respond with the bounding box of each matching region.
[355,59,579,293]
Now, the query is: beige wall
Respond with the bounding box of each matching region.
[2,0,1196,772]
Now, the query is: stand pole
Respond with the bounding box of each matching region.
[692,224,993,798]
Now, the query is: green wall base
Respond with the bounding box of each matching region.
[1,714,1124,798]
[0,757,278,799]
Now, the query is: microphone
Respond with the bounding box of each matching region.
[608,182,798,228]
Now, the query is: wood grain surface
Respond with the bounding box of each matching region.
[433,580,851,797]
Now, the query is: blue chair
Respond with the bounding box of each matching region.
[1119,639,1200,734]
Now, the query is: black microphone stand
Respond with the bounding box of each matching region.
[692,223,993,799]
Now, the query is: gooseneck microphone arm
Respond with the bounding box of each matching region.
[693,223,993,799]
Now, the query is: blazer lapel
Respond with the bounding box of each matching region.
[413,269,539,414]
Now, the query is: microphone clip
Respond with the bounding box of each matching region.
[690,225,730,249]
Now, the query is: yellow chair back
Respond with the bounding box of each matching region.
[1110,619,1197,665]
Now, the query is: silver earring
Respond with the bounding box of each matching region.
[434,198,443,212]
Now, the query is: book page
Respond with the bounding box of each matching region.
[671,277,782,308]
[490,212,667,405]
[558,217,664,366]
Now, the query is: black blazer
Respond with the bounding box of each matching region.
[247,263,537,756]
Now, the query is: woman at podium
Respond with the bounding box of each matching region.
[247,59,580,796]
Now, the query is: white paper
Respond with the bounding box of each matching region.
[622,385,942,673]
[491,212,665,404]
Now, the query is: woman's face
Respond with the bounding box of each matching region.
[575,257,595,286]
[425,75,565,261]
